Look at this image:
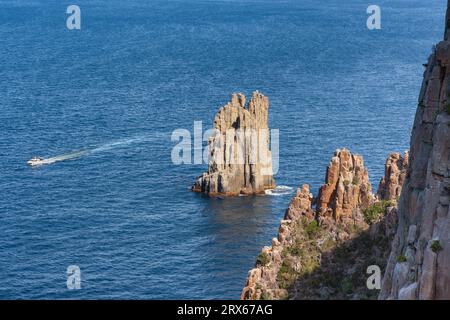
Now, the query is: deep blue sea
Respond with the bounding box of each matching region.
[0,0,446,299]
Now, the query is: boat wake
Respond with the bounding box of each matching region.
[34,150,90,166]
[89,136,150,154]
[265,185,294,196]
[27,134,162,167]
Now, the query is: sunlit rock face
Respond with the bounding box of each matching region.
[192,91,276,196]
[316,148,373,221]
[241,184,315,300]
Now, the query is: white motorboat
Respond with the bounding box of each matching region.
[27,157,45,166]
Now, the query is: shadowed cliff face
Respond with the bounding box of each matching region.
[317,149,373,221]
[379,2,450,300]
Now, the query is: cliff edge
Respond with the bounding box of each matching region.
[379,3,450,300]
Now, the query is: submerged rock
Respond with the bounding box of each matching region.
[192,91,276,196]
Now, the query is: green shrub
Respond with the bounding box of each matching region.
[256,252,270,267]
[396,254,407,263]
[301,255,319,275]
[431,240,443,253]
[352,176,360,185]
[259,291,270,300]
[305,220,320,238]
[363,200,394,224]
[343,180,350,186]
[321,237,335,252]
[277,261,297,289]
[341,278,354,295]
[287,245,303,257]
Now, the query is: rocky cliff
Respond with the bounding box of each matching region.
[377,152,409,202]
[379,4,450,300]
[241,184,315,300]
[242,4,450,301]
[192,91,276,196]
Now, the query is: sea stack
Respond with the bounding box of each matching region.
[192,91,276,196]
[379,3,450,300]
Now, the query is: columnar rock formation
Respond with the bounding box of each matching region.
[192,92,276,196]
[379,4,450,299]
[241,4,450,298]
[241,148,411,300]
[316,149,373,220]
[377,151,410,202]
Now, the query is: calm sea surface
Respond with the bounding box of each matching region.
[0,0,446,299]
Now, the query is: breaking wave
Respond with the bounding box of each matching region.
[265,185,293,196]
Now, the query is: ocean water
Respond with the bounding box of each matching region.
[0,0,446,299]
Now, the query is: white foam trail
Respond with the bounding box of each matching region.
[29,134,162,167]
[90,136,148,153]
[265,185,294,196]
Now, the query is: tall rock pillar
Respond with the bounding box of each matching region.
[192,91,276,196]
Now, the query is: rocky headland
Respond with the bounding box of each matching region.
[192,91,276,196]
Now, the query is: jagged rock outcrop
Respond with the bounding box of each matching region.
[379,4,450,300]
[316,149,373,221]
[241,149,395,300]
[192,91,276,196]
[377,151,410,202]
